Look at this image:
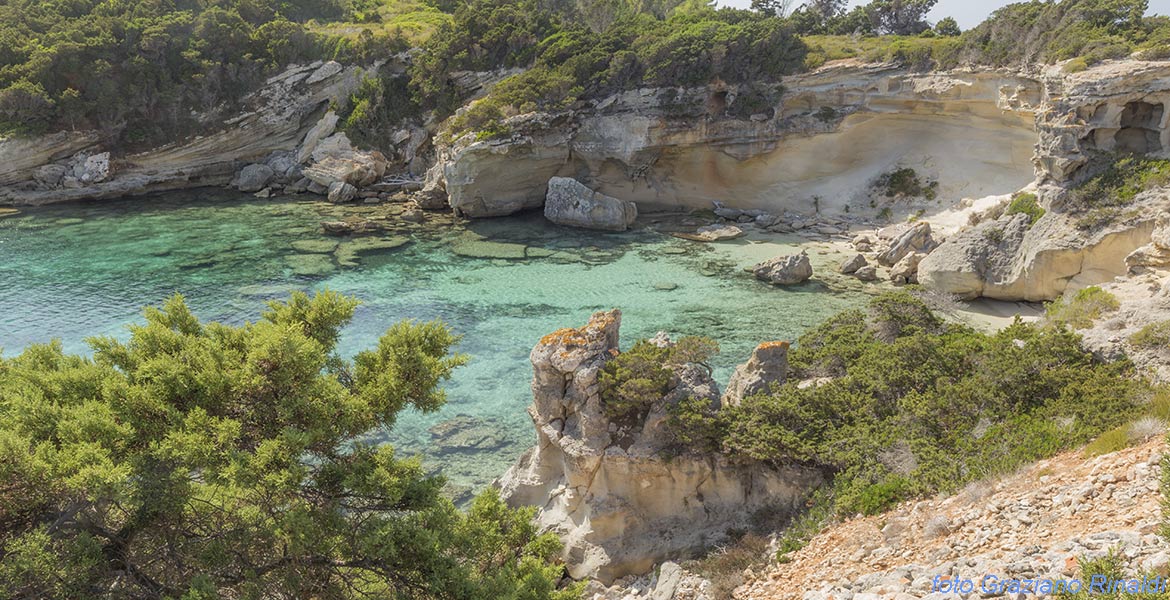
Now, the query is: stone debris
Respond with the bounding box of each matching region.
[735,439,1167,600]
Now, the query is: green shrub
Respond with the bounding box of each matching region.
[877,168,938,200]
[599,336,718,423]
[1131,321,1170,349]
[674,291,1146,519]
[1073,156,1170,211]
[0,293,578,599]
[1005,192,1046,226]
[1046,286,1121,330]
[983,227,1006,244]
[1063,57,1090,72]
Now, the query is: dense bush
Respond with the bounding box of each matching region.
[1046,286,1121,329]
[956,0,1169,67]
[669,291,1148,517]
[0,0,404,145]
[599,336,718,423]
[877,167,938,200]
[407,0,808,131]
[1132,320,1170,349]
[1073,155,1170,208]
[0,292,577,599]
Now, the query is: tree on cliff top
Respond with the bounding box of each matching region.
[0,291,577,600]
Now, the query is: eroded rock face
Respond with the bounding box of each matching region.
[918,195,1163,301]
[435,64,1046,219]
[722,341,789,407]
[544,177,637,231]
[499,311,820,584]
[1034,61,1170,183]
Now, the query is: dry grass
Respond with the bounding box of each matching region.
[1128,416,1167,442]
[309,0,451,45]
[686,533,771,599]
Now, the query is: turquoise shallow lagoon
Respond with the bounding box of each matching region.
[0,190,869,493]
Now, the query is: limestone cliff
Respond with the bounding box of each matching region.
[915,60,1170,302]
[498,311,819,584]
[433,62,1040,218]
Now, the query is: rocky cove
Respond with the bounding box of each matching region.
[4,49,1170,597]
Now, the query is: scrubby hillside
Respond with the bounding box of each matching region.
[738,437,1168,600]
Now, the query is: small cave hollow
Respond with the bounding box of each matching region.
[1115,101,1165,154]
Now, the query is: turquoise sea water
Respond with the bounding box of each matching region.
[0,190,869,494]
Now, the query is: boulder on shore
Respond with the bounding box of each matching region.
[753,252,813,285]
[543,177,637,231]
[839,253,868,274]
[877,221,935,266]
[327,181,357,204]
[234,164,275,193]
[890,251,926,285]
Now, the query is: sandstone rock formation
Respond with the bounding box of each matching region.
[918,193,1163,301]
[499,311,820,584]
[890,252,926,285]
[435,63,1047,219]
[543,177,638,231]
[753,252,813,285]
[722,341,789,407]
[1034,61,1170,183]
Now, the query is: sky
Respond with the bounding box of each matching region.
[717,0,1170,29]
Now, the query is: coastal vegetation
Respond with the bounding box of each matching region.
[649,291,1153,520]
[0,0,407,144]
[1006,192,1046,227]
[0,292,576,599]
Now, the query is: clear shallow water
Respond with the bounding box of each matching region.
[0,190,868,495]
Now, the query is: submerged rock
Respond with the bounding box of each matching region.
[284,253,335,276]
[544,177,637,231]
[691,224,746,242]
[321,220,383,236]
[290,239,339,254]
[334,236,410,267]
[753,252,813,285]
[450,232,528,260]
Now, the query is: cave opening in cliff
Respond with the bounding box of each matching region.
[1115,101,1164,154]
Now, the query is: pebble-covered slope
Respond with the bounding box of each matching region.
[737,439,1167,600]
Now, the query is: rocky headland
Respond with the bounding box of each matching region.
[498,310,819,584]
